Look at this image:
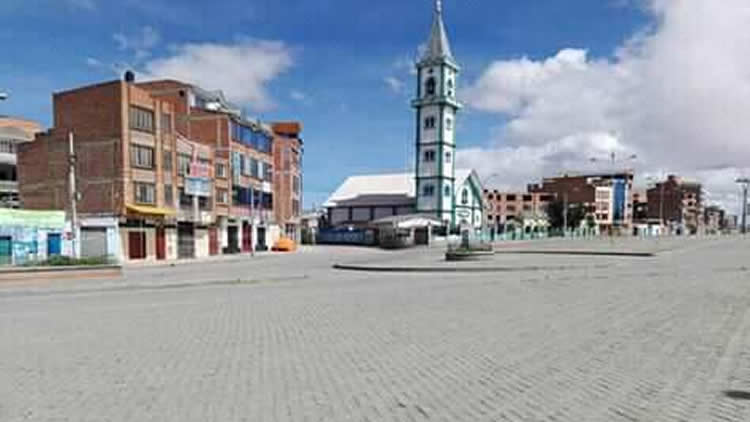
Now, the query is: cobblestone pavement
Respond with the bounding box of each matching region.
[2,238,750,421]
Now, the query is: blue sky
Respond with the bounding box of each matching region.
[1,0,654,207]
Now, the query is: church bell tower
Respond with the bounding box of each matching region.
[412,0,462,226]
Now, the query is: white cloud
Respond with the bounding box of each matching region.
[143,38,293,111]
[85,57,102,67]
[384,76,405,94]
[459,0,750,212]
[290,90,306,101]
[113,26,160,61]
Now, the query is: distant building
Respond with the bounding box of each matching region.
[647,175,702,234]
[0,117,41,208]
[271,122,303,242]
[529,170,635,232]
[483,190,554,234]
[704,205,724,234]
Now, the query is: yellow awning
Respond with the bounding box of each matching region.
[126,204,176,217]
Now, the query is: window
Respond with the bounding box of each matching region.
[462,189,469,205]
[426,77,436,96]
[507,205,516,212]
[523,195,533,202]
[164,184,173,206]
[179,188,192,207]
[199,196,212,210]
[523,205,532,212]
[215,163,226,178]
[445,151,452,163]
[444,185,452,197]
[217,189,229,204]
[240,154,248,176]
[0,140,16,154]
[447,79,454,97]
[423,184,435,197]
[424,116,436,129]
[161,113,171,134]
[163,150,172,172]
[130,145,154,169]
[292,199,300,217]
[263,163,273,182]
[129,106,155,133]
[293,176,300,194]
[250,157,260,179]
[446,118,453,131]
[134,182,155,204]
[178,154,191,176]
[506,194,517,201]
[423,150,436,162]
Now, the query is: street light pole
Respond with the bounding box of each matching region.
[737,178,750,235]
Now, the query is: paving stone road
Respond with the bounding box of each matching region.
[2,237,750,421]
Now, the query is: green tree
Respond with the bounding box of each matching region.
[546,199,587,230]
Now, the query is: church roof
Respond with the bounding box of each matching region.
[421,0,455,64]
[324,169,477,208]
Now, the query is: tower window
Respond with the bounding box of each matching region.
[445,151,452,163]
[424,150,436,162]
[423,184,435,197]
[426,77,436,96]
[424,116,436,129]
[462,189,469,205]
[446,118,453,131]
[444,185,452,197]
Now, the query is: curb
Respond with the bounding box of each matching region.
[333,264,594,273]
[0,265,122,275]
[494,250,656,258]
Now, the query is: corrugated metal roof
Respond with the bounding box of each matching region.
[324,169,476,208]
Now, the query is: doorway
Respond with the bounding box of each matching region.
[47,233,62,256]
[156,228,166,260]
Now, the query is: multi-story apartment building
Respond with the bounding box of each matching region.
[529,170,635,232]
[18,75,216,261]
[271,122,303,242]
[483,190,554,232]
[647,175,703,234]
[0,117,41,208]
[138,79,280,253]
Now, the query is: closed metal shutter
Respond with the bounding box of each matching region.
[177,224,195,259]
[81,228,107,258]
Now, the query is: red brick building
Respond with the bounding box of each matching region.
[647,175,703,234]
[18,75,304,261]
[272,122,303,241]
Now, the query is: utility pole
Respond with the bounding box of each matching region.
[563,191,568,237]
[68,132,79,257]
[737,178,750,235]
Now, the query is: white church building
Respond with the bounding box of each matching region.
[324,0,485,231]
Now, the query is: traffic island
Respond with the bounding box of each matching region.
[445,250,496,262]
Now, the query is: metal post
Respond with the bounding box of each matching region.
[68,132,79,258]
[737,178,750,235]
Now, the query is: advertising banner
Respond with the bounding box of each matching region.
[185,177,212,197]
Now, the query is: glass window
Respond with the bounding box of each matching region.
[446,118,453,131]
[423,184,435,197]
[462,189,469,205]
[178,154,191,176]
[444,185,451,197]
[163,150,172,172]
[130,145,154,169]
[134,182,155,204]
[445,151,452,163]
[293,176,300,194]
[129,106,155,133]
[423,150,436,162]
[217,189,229,204]
[179,187,192,207]
[164,184,173,206]
[215,163,226,178]
[161,113,171,134]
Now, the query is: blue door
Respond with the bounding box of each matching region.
[0,237,11,266]
[47,234,62,256]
